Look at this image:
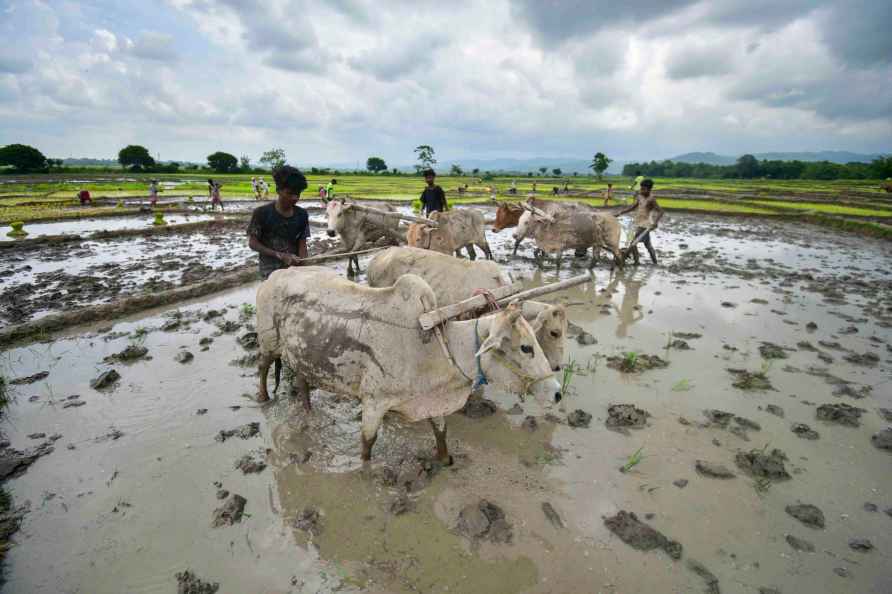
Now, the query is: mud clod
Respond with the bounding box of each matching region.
[102,345,148,363]
[237,332,258,350]
[294,507,322,536]
[785,503,825,529]
[215,422,260,442]
[390,494,413,516]
[90,369,120,390]
[461,398,497,418]
[176,570,220,594]
[735,449,790,480]
[211,493,246,527]
[607,353,669,374]
[235,452,266,474]
[10,371,49,385]
[759,342,789,360]
[576,331,596,346]
[848,538,873,552]
[603,510,682,560]
[674,332,702,340]
[521,416,538,432]
[877,409,892,422]
[668,339,691,350]
[871,428,892,451]
[567,409,592,428]
[457,500,513,544]
[686,558,720,594]
[791,423,819,440]
[843,351,880,367]
[816,403,863,427]
[695,460,736,479]
[765,405,785,418]
[833,567,850,578]
[541,502,564,529]
[727,369,774,391]
[606,404,649,429]
[785,534,815,552]
[673,479,689,488]
[174,351,194,364]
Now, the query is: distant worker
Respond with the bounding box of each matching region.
[210,180,224,211]
[259,178,270,199]
[603,182,614,206]
[563,181,569,193]
[148,180,159,206]
[247,165,310,283]
[326,178,336,201]
[419,169,448,217]
[532,181,537,193]
[207,178,215,200]
[629,170,645,195]
[77,188,92,205]
[884,178,892,193]
[509,179,517,195]
[318,184,327,200]
[617,178,663,265]
[251,177,261,199]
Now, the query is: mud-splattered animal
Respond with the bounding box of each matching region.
[326,199,404,275]
[407,208,493,260]
[368,247,568,371]
[514,203,623,269]
[256,267,561,462]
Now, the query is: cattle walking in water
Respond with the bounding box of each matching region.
[368,247,568,371]
[514,202,623,269]
[407,208,493,260]
[256,267,561,462]
[325,199,404,276]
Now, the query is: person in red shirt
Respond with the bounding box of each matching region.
[78,189,92,205]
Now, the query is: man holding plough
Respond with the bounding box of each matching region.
[616,178,663,265]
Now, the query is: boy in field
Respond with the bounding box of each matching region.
[617,178,663,265]
[148,180,159,206]
[629,170,644,196]
[603,182,614,206]
[247,166,310,280]
[419,169,448,217]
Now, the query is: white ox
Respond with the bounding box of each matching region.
[326,200,404,275]
[256,267,561,462]
[407,208,493,260]
[513,204,623,269]
[367,247,568,371]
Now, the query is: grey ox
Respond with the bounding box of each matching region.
[256,267,561,462]
[407,208,493,260]
[325,199,404,276]
[513,202,623,269]
[368,247,568,371]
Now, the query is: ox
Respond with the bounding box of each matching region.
[407,209,493,260]
[326,199,404,276]
[493,199,588,257]
[256,267,561,462]
[513,205,623,269]
[368,246,567,371]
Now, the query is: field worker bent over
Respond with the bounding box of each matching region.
[247,165,310,280]
[419,168,448,217]
[617,178,663,265]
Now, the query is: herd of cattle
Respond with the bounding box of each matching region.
[257,197,621,462]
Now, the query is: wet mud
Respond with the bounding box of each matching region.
[1,212,891,593]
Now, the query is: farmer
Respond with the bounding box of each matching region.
[148,180,159,206]
[247,165,310,280]
[326,178,336,201]
[259,178,270,199]
[207,179,215,200]
[419,168,448,217]
[210,180,224,211]
[629,170,644,196]
[251,177,261,199]
[318,184,327,200]
[603,182,614,206]
[532,181,537,193]
[77,188,92,205]
[617,178,663,265]
[883,178,892,193]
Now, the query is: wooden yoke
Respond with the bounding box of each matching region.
[347,203,439,227]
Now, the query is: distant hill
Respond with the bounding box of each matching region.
[668,151,883,165]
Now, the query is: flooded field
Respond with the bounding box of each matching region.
[7,213,227,239]
[1,212,890,593]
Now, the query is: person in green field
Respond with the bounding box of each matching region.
[419,168,448,217]
[247,165,310,281]
[617,178,663,265]
[326,178,336,201]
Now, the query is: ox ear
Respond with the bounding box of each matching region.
[505,301,522,324]
[475,332,509,357]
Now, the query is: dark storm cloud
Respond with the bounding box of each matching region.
[819,0,892,67]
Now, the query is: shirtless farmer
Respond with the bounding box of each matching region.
[617,178,663,265]
[247,165,310,280]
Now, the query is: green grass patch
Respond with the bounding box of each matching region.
[750,200,892,217]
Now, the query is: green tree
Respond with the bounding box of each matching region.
[450,163,464,176]
[366,156,387,173]
[590,152,611,180]
[552,168,562,175]
[414,145,436,174]
[736,154,759,178]
[239,155,251,171]
[118,145,155,170]
[0,144,48,172]
[260,148,287,170]
[46,158,64,171]
[538,166,547,175]
[392,167,398,174]
[472,168,480,175]
[870,156,892,179]
[207,151,238,173]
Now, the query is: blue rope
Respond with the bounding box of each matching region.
[473,318,488,390]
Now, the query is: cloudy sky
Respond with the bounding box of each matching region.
[1,0,890,166]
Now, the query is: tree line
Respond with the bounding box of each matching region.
[622,154,892,180]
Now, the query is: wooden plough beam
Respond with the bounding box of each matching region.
[347,203,439,227]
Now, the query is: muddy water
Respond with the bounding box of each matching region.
[2,213,891,593]
[13,214,226,239]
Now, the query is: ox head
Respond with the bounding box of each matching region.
[326,198,351,238]
[512,209,533,242]
[530,304,567,372]
[476,303,562,407]
[492,203,523,232]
